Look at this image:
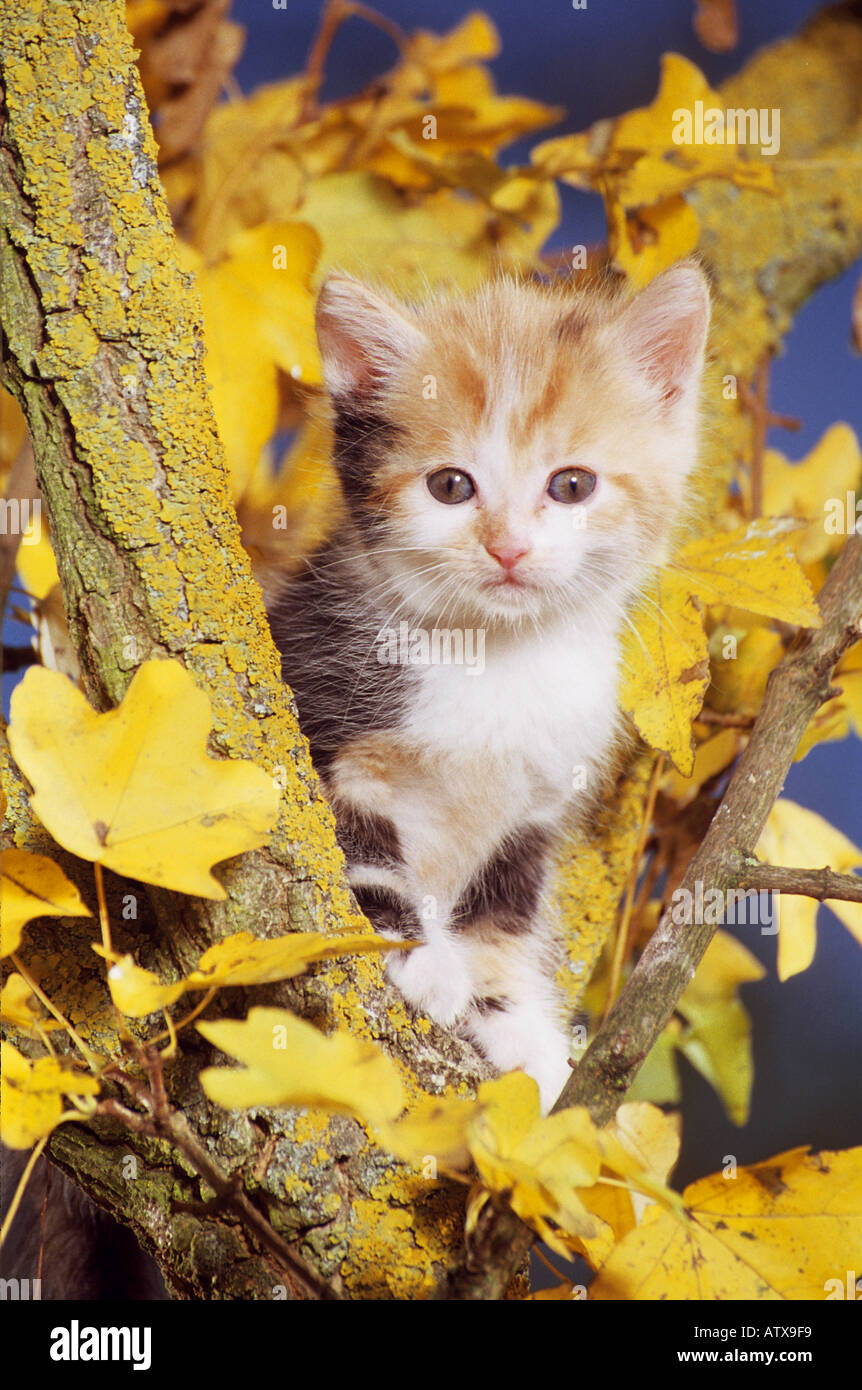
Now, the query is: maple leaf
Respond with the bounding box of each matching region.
[377,1094,482,1172]
[0,973,61,1034]
[677,931,765,1125]
[1,848,92,958]
[609,194,700,287]
[7,660,279,899]
[465,1072,604,1257]
[577,1102,682,1265]
[591,1146,862,1299]
[178,222,322,499]
[707,623,784,720]
[100,929,409,1017]
[757,424,862,565]
[198,1007,406,1130]
[619,568,709,776]
[1,1041,100,1150]
[621,520,820,774]
[755,799,862,980]
[672,519,821,626]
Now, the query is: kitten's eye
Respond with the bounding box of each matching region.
[427,468,476,505]
[547,467,596,504]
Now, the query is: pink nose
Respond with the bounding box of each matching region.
[485,542,529,571]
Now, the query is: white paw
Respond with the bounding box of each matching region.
[386,937,473,1027]
[468,1008,572,1112]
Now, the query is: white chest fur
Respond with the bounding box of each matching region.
[379,613,622,906]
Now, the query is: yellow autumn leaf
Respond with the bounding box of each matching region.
[0,973,61,1034]
[0,385,27,476]
[532,53,775,208]
[99,953,186,1017]
[662,725,741,804]
[377,1094,482,1172]
[187,930,409,990]
[7,661,280,900]
[424,64,561,150]
[609,195,700,287]
[759,424,862,564]
[609,1102,682,1189]
[612,53,777,205]
[405,12,500,71]
[466,1072,602,1257]
[14,528,60,601]
[684,928,767,1002]
[755,799,862,980]
[1,848,92,957]
[619,568,709,775]
[674,519,821,627]
[98,930,408,1017]
[708,623,784,717]
[191,78,307,255]
[577,1103,682,1265]
[591,1146,862,1300]
[679,931,765,1127]
[679,1000,756,1126]
[298,172,493,297]
[198,1007,406,1130]
[1,1042,100,1150]
[792,638,862,760]
[179,223,322,498]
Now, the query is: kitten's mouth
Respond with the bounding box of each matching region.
[487,572,530,592]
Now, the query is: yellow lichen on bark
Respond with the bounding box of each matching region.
[0,0,352,952]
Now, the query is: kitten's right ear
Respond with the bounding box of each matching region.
[620,261,710,412]
[315,274,425,399]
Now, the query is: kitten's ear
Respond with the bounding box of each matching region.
[620,262,710,410]
[315,274,425,398]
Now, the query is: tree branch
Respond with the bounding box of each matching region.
[739,862,862,903]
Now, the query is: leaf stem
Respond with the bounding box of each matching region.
[10,953,99,1070]
[0,1134,48,1249]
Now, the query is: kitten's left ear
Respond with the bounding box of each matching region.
[315,273,426,399]
[621,261,710,410]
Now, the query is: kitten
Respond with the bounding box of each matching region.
[270,263,710,1110]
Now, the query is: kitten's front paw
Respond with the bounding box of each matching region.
[467,1006,572,1112]
[386,938,473,1028]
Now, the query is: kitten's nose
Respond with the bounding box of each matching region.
[485,541,530,571]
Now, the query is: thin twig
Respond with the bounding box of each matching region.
[0,1135,48,1248]
[10,953,100,1070]
[96,1047,341,1302]
[738,861,862,904]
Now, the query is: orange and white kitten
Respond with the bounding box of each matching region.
[270,264,710,1110]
